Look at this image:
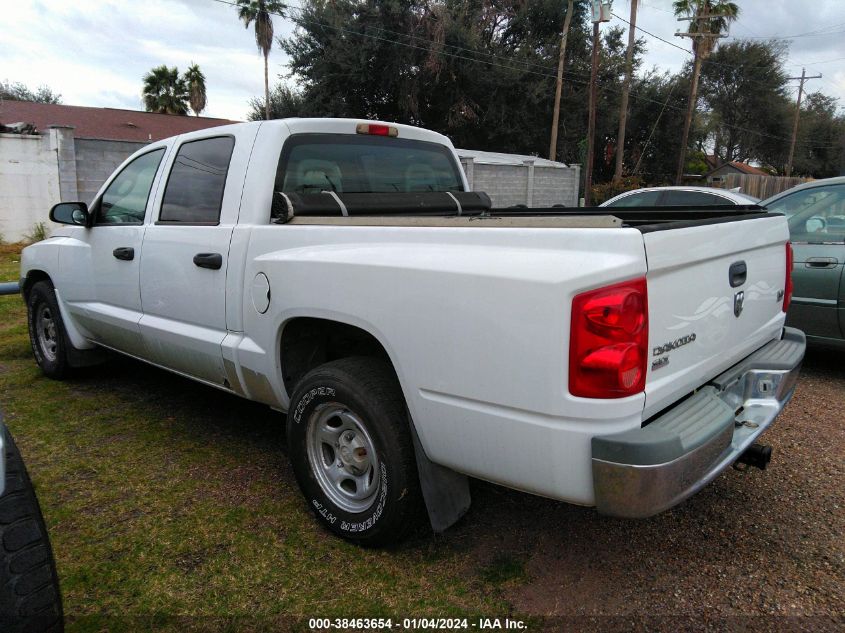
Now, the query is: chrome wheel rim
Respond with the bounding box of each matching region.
[306,403,380,513]
[35,304,58,363]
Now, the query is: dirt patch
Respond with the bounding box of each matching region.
[501,348,845,620]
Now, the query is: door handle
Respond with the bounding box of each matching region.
[112,247,134,261]
[806,257,838,269]
[193,252,223,270]
[729,261,747,288]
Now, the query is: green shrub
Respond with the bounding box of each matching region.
[590,176,645,206]
[24,222,49,243]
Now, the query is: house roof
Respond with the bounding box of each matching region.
[0,101,238,142]
[705,154,770,177]
[724,161,769,176]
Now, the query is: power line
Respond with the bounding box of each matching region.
[610,11,796,79]
[623,5,845,82]
[799,55,845,66]
[609,7,843,137]
[730,21,845,40]
[214,0,595,82]
[209,0,841,150]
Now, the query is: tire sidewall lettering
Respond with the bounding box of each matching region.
[339,463,388,533]
[293,386,336,424]
[292,385,389,536]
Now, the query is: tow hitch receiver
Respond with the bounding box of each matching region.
[734,443,773,471]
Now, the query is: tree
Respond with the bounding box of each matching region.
[698,40,791,169]
[0,81,62,104]
[142,65,188,115]
[791,92,845,178]
[672,0,739,183]
[247,83,305,120]
[281,0,594,158]
[237,0,287,121]
[620,70,690,183]
[183,63,207,116]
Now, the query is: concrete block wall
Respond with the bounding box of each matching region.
[0,128,146,241]
[52,126,78,202]
[0,133,60,241]
[74,138,147,204]
[460,158,579,208]
[532,165,580,207]
[470,163,530,207]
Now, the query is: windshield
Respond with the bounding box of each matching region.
[275,133,463,195]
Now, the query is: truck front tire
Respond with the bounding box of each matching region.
[286,357,422,546]
[26,281,72,379]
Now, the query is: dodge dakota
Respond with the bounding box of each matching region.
[20,118,805,545]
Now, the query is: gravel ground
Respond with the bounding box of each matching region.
[439,346,844,628]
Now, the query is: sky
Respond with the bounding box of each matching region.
[1,0,844,122]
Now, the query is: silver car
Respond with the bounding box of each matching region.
[600,186,759,208]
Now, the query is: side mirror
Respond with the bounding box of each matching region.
[49,202,90,227]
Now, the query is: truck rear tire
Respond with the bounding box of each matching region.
[286,357,422,546]
[0,426,64,632]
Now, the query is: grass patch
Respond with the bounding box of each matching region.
[479,555,526,586]
[0,245,515,629]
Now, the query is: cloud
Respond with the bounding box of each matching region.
[2,0,843,122]
[1,0,295,120]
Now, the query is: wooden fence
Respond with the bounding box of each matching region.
[712,174,812,200]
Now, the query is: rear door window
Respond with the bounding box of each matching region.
[159,136,235,224]
[662,190,729,206]
[276,134,463,194]
[606,191,663,207]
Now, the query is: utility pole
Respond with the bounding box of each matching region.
[549,0,575,161]
[785,68,822,177]
[584,21,600,206]
[584,1,610,206]
[613,0,638,183]
[673,8,728,185]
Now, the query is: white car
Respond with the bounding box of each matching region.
[601,186,759,208]
[21,119,803,545]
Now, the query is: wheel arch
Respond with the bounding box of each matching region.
[21,269,52,301]
[278,315,471,533]
[279,316,396,399]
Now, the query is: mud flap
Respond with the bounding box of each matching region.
[410,422,471,533]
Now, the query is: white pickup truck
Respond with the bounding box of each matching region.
[21,118,804,545]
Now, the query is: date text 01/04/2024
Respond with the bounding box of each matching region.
[307,617,527,630]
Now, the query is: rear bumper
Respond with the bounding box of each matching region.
[592,327,805,518]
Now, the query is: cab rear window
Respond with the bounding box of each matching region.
[275,134,463,195]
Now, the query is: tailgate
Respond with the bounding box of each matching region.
[642,216,789,418]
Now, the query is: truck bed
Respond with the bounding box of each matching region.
[272,191,775,231]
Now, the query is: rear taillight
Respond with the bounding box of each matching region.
[569,278,648,398]
[783,242,793,313]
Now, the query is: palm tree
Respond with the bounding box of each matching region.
[184,63,207,116]
[236,0,287,121]
[673,0,739,183]
[142,65,188,115]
